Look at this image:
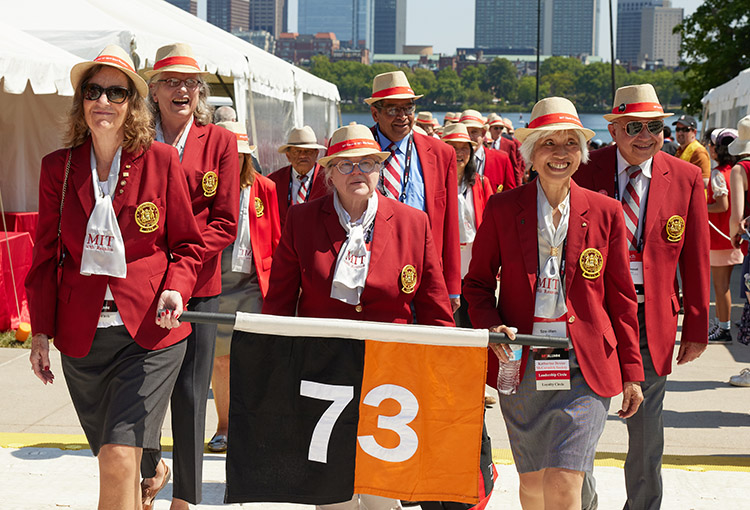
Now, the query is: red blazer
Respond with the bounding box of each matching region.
[482,147,516,194]
[574,146,710,376]
[268,163,328,231]
[496,136,525,186]
[247,174,282,297]
[182,122,240,298]
[263,194,454,327]
[25,139,204,358]
[463,180,644,398]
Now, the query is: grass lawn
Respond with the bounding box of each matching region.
[0,330,31,349]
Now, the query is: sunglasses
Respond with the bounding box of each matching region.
[675,126,693,133]
[619,119,664,137]
[82,83,131,104]
[377,104,416,117]
[157,77,203,89]
[332,159,381,175]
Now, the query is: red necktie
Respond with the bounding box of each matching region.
[622,165,642,251]
[382,143,401,200]
[296,174,309,205]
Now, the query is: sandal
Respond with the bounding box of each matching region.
[208,433,228,453]
[142,461,170,510]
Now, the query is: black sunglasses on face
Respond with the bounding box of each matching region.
[620,119,664,137]
[82,83,131,104]
[675,126,693,133]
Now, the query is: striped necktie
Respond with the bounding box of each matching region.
[382,142,402,200]
[296,174,309,205]
[622,165,642,251]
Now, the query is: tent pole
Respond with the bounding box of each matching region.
[214,73,234,103]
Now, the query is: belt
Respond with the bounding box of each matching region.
[101,300,118,313]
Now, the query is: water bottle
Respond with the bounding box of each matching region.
[497,329,522,396]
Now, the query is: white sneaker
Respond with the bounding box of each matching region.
[729,368,750,387]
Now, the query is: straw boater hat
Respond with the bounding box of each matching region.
[441,123,477,148]
[460,109,486,130]
[317,124,390,167]
[503,118,514,130]
[364,71,423,105]
[413,124,428,136]
[729,115,750,156]
[603,83,671,122]
[277,126,327,153]
[443,112,457,124]
[70,44,148,98]
[142,43,210,79]
[416,111,434,125]
[515,97,595,143]
[486,113,504,127]
[216,121,255,155]
[432,118,440,128]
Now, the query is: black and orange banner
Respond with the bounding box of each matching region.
[225,330,487,505]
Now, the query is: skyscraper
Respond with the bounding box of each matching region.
[165,0,198,15]
[617,0,661,66]
[373,0,406,54]
[207,0,250,32]
[297,0,373,50]
[250,0,286,38]
[639,2,682,67]
[474,0,599,57]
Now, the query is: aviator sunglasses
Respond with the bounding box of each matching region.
[333,159,381,175]
[620,119,664,137]
[82,83,131,104]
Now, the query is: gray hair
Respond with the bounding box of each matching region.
[519,129,590,168]
[214,105,237,123]
[147,72,214,127]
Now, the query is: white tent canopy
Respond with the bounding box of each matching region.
[702,67,750,131]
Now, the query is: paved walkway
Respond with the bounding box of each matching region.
[2,271,750,508]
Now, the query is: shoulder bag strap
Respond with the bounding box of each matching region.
[57,149,72,268]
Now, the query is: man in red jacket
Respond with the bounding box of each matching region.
[367,70,461,312]
[574,84,710,510]
[268,126,328,230]
[460,110,516,194]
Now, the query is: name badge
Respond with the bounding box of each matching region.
[534,349,571,391]
[629,251,644,285]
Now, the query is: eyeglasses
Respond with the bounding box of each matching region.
[332,159,380,175]
[675,126,693,133]
[82,83,131,104]
[377,104,416,117]
[157,78,203,89]
[619,120,664,137]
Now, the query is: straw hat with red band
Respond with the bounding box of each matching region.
[142,43,209,79]
[318,124,390,167]
[459,109,486,130]
[443,112,457,124]
[486,113,504,127]
[603,83,671,122]
[216,121,255,155]
[416,111,434,125]
[441,123,477,148]
[277,126,327,153]
[365,71,423,105]
[515,97,595,143]
[70,44,148,98]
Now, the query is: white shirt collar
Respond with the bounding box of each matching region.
[474,145,485,161]
[536,179,570,238]
[376,125,412,152]
[615,148,653,179]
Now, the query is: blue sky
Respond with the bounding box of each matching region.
[285,0,704,59]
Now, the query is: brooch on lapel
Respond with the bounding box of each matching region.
[254,197,264,218]
[135,202,159,233]
[579,248,603,280]
[665,215,685,242]
[496,184,503,193]
[202,170,218,197]
[400,265,417,294]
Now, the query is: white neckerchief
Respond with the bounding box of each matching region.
[232,186,253,273]
[80,146,127,279]
[330,192,378,305]
[534,179,570,319]
[474,145,486,176]
[457,181,476,244]
[155,117,193,161]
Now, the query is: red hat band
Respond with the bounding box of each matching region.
[327,138,381,156]
[372,86,415,99]
[94,54,136,73]
[528,113,584,129]
[612,101,664,115]
[154,56,201,72]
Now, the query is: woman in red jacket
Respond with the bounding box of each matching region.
[26,45,203,509]
[207,121,281,453]
[140,43,239,510]
[463,97,644,510]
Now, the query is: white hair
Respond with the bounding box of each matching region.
[213,105,237,123]
[519,129,590,168]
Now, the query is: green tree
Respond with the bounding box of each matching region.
[576,62,612,110]
[460,66,487,91]
[433,68,465,105]
[675,0,750,113]
[484,58,518,100]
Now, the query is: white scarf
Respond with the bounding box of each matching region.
[330,192,378,305]
[457,181,476,244]
[232,186,253,273]
[80,147,127,279]
[534,179,569,319]
[155,118,192,161]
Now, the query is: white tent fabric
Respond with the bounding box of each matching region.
[702,67,750,131]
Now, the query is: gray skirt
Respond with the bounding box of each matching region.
[499,349,610,473]
[61,326,186,456]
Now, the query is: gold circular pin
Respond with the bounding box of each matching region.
[400,264,417,294]
[254,197,264,218]
[665,215,685,242]
[135,202,159,233]
[202,170,218,197]
[579,248,603,280]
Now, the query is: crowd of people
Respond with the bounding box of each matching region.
[23,41,750,510]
